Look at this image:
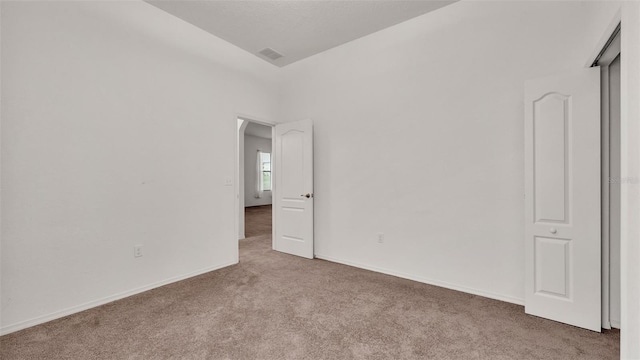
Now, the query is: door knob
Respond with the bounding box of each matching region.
[550,228,557,234]
[301,193,312,198]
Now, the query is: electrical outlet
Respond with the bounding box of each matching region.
[224,177,233,186]
[134,245,143,258]
[377,233,384,244]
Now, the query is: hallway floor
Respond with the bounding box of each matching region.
[244,205,272,238]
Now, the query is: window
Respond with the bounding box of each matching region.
[260,152,271,191]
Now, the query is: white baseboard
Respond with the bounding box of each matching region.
[0,261,237,336]
[314,253,525,306]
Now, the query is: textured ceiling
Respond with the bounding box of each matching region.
[146,1,457,67]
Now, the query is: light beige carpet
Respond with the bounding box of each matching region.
[0,207,619,359]
[244,205,272,238]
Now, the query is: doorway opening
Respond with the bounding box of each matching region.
[237,117,275,245]
[236,117,315,260]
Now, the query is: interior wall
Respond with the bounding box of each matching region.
[279,1,623,304]
[620,2,640,358]
[0,1,3,331]
[0,1,280,334]
[3,0,638,349]
[244,134,273,207]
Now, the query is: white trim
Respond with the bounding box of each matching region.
[0,261,237,336]
[595,28,621,68]
[601,63,612,330]
[586,8,623,335]
[271,125,277,251]
[315,253,525,306]
[599,33,622,331]
[236,113,277,128]
[585,9,621,68]
[237,118,249,242]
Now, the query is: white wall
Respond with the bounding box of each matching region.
[244,134,273,207]
[0,1,3,331]
[0,1,280,334]
[3,1,640,353]
[280,1,623,304]
[620,2,640,358]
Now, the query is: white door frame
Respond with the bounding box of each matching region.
[594,23,621,330]
[234,114,276,260]
[586,5,640,358]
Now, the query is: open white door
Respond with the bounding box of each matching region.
[274,119,313,259]
[524,68,601,332]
